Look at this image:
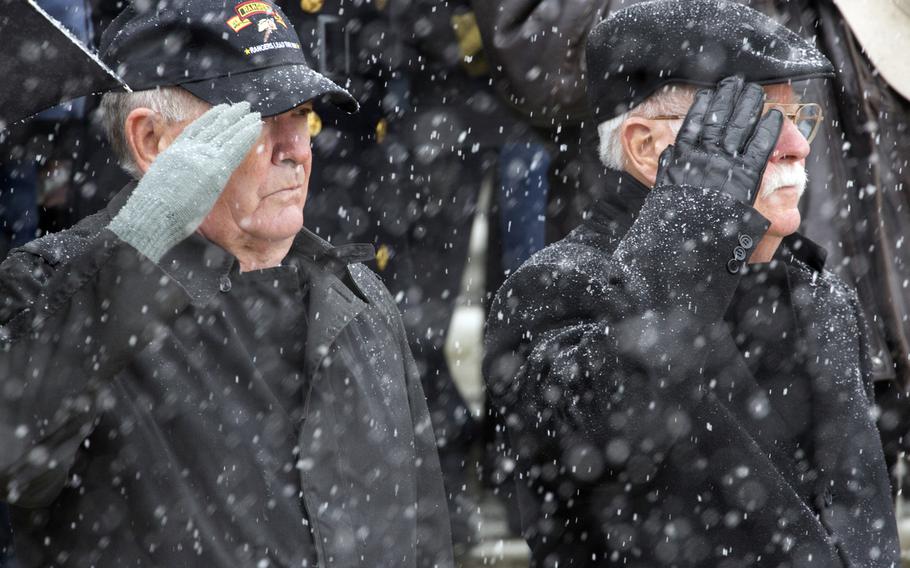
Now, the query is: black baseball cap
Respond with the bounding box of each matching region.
[586,0,834,123]
[99,0,358,117]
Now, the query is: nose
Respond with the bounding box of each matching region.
[769,115,810,165]
[269,116,312,168]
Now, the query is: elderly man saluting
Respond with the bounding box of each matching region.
[0,1,453,566]
[484,1,900,566]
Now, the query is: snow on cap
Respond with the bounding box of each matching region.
[99,0,358,116]
[586,0,834,122]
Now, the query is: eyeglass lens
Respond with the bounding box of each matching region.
[764,103,821,142]
[795,104,821,141]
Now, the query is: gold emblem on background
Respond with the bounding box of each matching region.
[451,11,489,76]
[375,118,388,143]
[376,0,388,10]
[300,0,323,13]
[375,244,390,271]
[308,111,323,137]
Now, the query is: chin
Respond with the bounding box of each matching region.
[765,210,802,239]
[249,208,305,241]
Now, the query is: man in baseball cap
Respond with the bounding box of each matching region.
[0,2,455,567]
[484,1,900,566]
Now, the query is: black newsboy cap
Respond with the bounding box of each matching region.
[100,0,358,117]
[586,0,834,123]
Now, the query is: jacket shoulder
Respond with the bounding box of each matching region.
[0,211,110,323]
[488,235,628,342]
[349,263,396,307]
[16,210,110,267]
[788,255,857,306]
[504,234,617,298]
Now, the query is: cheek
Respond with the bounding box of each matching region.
[224,151,271,209]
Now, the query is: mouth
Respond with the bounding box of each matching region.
[265,185,303,198]
[761,183,805,200]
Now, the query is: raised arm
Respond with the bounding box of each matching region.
[0,103,261,507]
[484,77,782,491]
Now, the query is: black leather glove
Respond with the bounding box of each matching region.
[655,75,784,204]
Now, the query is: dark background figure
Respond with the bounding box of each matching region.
[0,128,38,260]
[0,505,12,568]
[496,142,550,275]
[470,0,612,243]
[279,0,539,553]
[0,2,129,565]
[472,0,910,492]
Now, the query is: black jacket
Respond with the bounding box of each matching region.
[0,185,454,568]
[470,0,609,126]
[484,178,899,567]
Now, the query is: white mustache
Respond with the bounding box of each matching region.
[760,164,808,199]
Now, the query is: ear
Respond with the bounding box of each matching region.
[123,108,174,175]
[620,117,672,187]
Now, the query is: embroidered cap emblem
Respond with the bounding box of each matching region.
[226,1,287,33]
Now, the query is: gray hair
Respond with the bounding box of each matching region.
[597,84,698,171]
[100,87,210,178]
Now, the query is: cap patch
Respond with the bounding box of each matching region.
[227,1,288,33]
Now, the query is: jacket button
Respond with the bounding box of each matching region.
[733,246,747,261]
[219,275,232,293]
[726,259,742,274]
[738,234,754,249]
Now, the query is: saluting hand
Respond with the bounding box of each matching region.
[655,75,783,204]
[108,102,262,262]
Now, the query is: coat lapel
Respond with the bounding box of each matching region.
[295,259,367,380]
[287,231,375,379]
[789,260,899,566]
[705,324,801,464]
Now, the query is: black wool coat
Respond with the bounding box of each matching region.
[484,178,899,567]
[0,185,454,568]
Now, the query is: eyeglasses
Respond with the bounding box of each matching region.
[652,102,824,143]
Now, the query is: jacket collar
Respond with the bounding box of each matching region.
[585,174,829,273]
[586,173,650,238]
[779,233,827,272]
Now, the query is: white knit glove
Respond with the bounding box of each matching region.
[108,102,262,262]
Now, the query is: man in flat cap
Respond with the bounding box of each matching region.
[0,1,454,566]
[484,0,900,566]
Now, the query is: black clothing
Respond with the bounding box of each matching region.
[724,250,816,505]
[0,185,454,568]
[472,0,910,495]
[484,176,899,567]
[471,0,608,126]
